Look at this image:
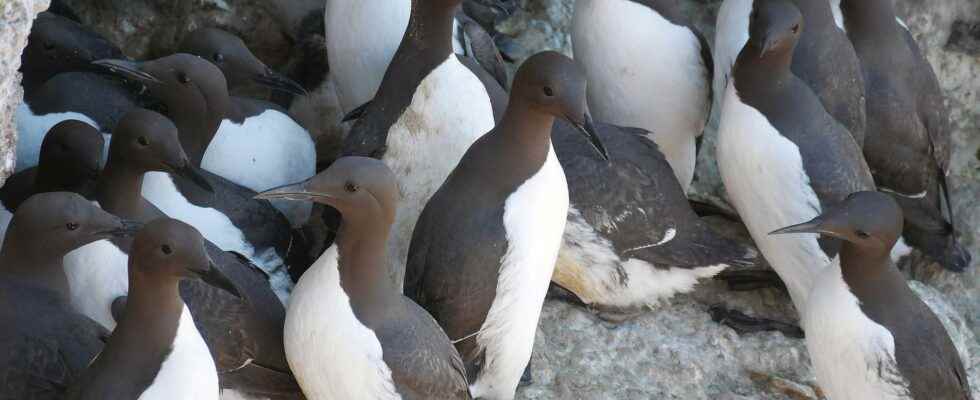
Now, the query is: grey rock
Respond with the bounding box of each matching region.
[0,0,50,186]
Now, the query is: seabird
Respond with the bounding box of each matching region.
[552,120,759,320]
[405,51,607,400]
[713,0,866,147]
[66,218,241,400]
[60,110,301,398]
[771,191,974,399]
[0,120,103,244]
[339,0,496,290]
[0,192,138,400]
[714,0,875,327]
[256,157,472,399]
[839,0,971,272]
[572,0,712,191]
[94,54,315,227]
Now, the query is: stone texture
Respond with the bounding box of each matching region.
[0,0,49,186]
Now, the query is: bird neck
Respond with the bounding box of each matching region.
[99,272,183,385]
[839,241,905,304]
[734,44,794,93]
[841,0,899,37]
[0,240,70,297]
[335,218,396,305]
[792,0,835,28]
[404,0,457,58]
[96,158,147,220]
[496,97,555,169]
[169,96,233,167]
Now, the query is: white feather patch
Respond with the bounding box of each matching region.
[202,110,314,228]
[572,0,706,191]
[555,208,726,309]
[804,264,912,399]
[284,245,401,399]
[136,306,220,400]
[64,238,130,330]
[712,0,752,118]
[470,146,567,400]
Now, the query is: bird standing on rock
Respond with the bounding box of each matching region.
[405,51,608,400]
[257,157,473,400]
[839,0,971,272]
[772,191,974,400]
[715,0,875,326]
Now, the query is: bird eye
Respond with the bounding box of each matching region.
[161,244,172,255]
[213,53,224,63]
[791,24,800,34]
[177,72,190,84]
[855,230,870,239]
[137,136,149,146]
[66,222,79,231]
[345,182,359,193]
[543,86,554,97]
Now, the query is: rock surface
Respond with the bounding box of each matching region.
[0,0,49,187]
[3,0,977,398]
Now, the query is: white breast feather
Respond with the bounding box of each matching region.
[555,207,727,309]
[716,83,831,314]
[142,172,292,304]
[326,0,468,113]
[712,0,752,119]
[64,238,130,330]
[572,0,706,191]
[470,147,567,400]
[15,103,100,172]
[137,306,220,400]
[382,55,495,291]
[326,0,410,113]
[804,265,912,400]
[284,245,401,399]
[202,110,314,227]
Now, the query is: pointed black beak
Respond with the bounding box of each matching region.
[103,219,144,238]
[568,113,609,161]
[253,69,307,97]
[171,162,214,193]
[92,59,160,84]
[769,218,825,236]
[190,254,241,299]
[254,178,326,203]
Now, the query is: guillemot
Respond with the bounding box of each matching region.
[772,191,973,399]
[339,0,496,290]
[714,0,875,328]
[257,157,473,399]
[839,0,971,272]
[60,110,301,398]
[66,218,241,400]
[0,192,138,400]
[405,52,607,400]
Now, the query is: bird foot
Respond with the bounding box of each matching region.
[715,268,788,292]
[708,305,804,339]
